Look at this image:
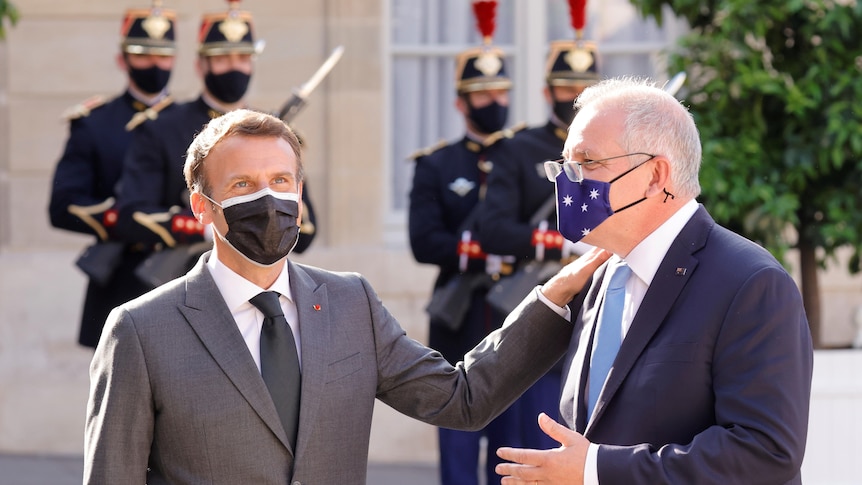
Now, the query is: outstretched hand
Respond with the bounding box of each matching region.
[540,247,611,307]
[496,413,590,485]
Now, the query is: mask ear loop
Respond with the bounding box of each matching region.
[613,196,647,213]
[199,193,224,212]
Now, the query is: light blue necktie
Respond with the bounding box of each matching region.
[587,260,632,419]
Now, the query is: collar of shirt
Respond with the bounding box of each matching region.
[206,250,292,310]
[205,249,298,371]
[616,199,699,337]
[624,199,699,286]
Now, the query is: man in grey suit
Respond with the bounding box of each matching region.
[496,77,814,484]
[83,108,611,484]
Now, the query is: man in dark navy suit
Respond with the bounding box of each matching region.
[117,1,317,288]
[495,77,813,485]
[49,1,177,348]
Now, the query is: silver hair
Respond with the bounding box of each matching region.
[575,76,702,199]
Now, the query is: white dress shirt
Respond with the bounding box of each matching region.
[206,249,301,373]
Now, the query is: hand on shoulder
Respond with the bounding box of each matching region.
[540,247,610,306]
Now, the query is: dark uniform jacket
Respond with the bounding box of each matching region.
[49,90,175,348]
[408,135,500,362]
[117,97,317,272]
[479,120,568,260]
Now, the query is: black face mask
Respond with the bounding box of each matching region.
[129,65,171,94]
[552,99,578,127]
[204,70,251,104]
[467,100,508,134]
[206,188,300,266]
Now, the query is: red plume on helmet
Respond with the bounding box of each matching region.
[472,0,497,45]
[569,0,587,39]
[544,0,599,86]
[455,1,510,94]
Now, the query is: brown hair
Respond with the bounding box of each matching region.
[183,109,303,196]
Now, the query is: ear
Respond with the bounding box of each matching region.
[454,95,468,115]
[116,52,128,72]
[195,56,207,79]
[190,191,213,225]
[542,85,553,105]
[645,156,671,199]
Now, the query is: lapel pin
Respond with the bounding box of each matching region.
[313,304,321,311]
[675,267,687,276]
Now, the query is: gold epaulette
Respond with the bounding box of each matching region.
[483,122,527,148]
[61,95,108,121]
[125,95,175,131]
[407,139,448,161]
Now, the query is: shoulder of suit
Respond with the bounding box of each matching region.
[61,95,109,121]
[125,96,176,131]
[290,259,363,284]
[407,139,449,161]
[483,122,528,148]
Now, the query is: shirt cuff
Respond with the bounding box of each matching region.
[536,286,572,321]
[584,443,599,485]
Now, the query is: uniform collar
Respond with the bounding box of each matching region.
[543,120,568,143]
[462,132,487,153]
[199,93,232,119]
[124,88,170,111]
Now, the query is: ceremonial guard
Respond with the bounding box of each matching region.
[477,0,601,450]
[408,2,522,484]
[117,0,317,288]
[48,1,177,348]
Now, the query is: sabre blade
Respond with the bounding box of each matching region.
[296,45,345,99]
[663,72,687,97]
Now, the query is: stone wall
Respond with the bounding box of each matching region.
[0,0,438,463]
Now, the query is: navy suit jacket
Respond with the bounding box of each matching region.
[560,205,813,484]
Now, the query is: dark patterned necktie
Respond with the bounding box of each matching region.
[249,291,301,449]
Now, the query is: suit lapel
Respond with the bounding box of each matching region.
[585,206,713,436]
[560,266,606,433]
[288,262,331,460]
[178,254,291,451]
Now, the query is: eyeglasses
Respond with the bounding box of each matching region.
[543,152,656,183]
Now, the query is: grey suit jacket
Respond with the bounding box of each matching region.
[559,206,813,484]
[84,253,572,484]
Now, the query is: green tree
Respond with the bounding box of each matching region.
[629,0,862,348]
[0,0,19,40]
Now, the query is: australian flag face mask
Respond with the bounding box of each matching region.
[550,156,654,243]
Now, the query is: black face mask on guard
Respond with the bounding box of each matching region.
[204,70,251,104]
[466,99,508,134]
[129,65,171,94]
